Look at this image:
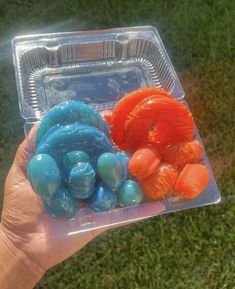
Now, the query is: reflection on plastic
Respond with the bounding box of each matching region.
[39,201,166,238]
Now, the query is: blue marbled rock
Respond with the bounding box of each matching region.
[86,183,117,212]
[116,152,130,165]
[116,152,130,181]
[68,162,96,199]
[44,187,79,219]
[63,151,90,170]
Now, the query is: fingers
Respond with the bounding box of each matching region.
[4,125,38,192]
[13,125,38,174]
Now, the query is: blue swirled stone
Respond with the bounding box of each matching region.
[36,123,113,168]
[116,152,130,165]
[117,180,144,207]
[86,183,117,212]
[97,152,127,190]
[63,151,90,170]
[27,154,61,199]
[116,152,130,180]
[68,162,96,199]
[44,187,79,219]
[35,100,110,145]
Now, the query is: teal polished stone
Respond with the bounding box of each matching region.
[68,162,96,199]
[117,180,144,207]
[27,154,61,199]
[63,151,90,170]
[86,183,117,212]
[97,152,127,190]
[44,187,79,219]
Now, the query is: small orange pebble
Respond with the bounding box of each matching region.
[163,140,203,167]
[140,163,178,200]
[174,164,209,200]
[100,109,112,126]
[124,95,195,153]
[128,145,161,179]
[111,87,171,149]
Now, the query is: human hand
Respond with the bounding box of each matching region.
[0,126,106,289]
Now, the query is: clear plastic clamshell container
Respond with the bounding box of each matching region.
[12,26,221,237]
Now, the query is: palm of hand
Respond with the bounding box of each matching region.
[1,127,104,272]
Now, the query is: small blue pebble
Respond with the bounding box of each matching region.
[97,153,127,190]
[28,154,61,199]
[68,162,95,199]
[117,180,144,207]
[63,151,90,170]
[44,187,79,219]
[86,183,117,212]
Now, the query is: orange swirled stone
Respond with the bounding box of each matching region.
[140,163,178,200]
[124,95,195,153]
[111,87,171,150]
[163,140,203,167]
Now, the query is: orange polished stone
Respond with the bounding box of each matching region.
[128,145,161,179]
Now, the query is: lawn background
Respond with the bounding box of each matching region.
[0,0,235,288]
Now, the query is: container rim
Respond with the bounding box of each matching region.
[12,25,158,44]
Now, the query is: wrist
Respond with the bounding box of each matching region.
[0,225,44,289]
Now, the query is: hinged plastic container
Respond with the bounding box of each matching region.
[12,26,221,238]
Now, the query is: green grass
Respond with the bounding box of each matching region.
[0,0,235,288]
